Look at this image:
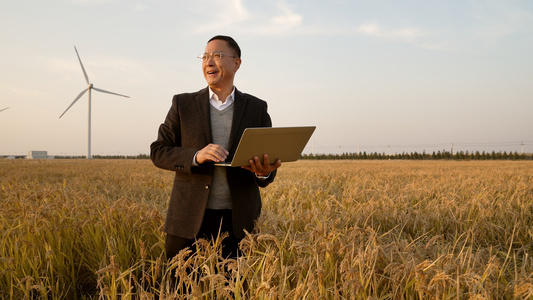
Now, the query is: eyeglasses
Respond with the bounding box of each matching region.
[197,51,238,61]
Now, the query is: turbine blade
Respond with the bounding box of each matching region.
[92,87,130,98]
[74,46,90,84]
[59,88,88,118]
[0,107,9,112]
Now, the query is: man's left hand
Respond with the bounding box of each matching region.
[242,153,281,176]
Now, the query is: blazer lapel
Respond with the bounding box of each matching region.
[228,88,247,150]
[195,88,212,143]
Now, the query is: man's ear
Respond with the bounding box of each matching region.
[234,58,242,72]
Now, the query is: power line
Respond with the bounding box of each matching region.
[308,141,533,154]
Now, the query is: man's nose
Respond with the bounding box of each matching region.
[206,55,216,65]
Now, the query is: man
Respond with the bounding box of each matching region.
[150,35,281,261]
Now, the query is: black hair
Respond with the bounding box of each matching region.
[208,35,241,58]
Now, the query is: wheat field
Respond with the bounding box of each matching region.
[1,159,532,299]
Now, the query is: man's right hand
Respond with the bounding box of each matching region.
[195,144,229,164]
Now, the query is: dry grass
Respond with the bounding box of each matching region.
[1,159,532,299]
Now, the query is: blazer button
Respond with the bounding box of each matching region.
[204,184,210,189]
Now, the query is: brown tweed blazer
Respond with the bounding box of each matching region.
[150,87,276,239]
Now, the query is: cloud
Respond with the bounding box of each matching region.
[67,0,118,3]
[267,1,303,32]
[419,2,533,52]
[133,2,147,13]
[2,85,43,98]
[471,2,533,40]
[192,0,303,35]
[357,21,426,42]
[192,0,250,34]
[237,1,304,35]
[355,21,460,52]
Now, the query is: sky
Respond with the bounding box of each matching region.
[1,0,532,156]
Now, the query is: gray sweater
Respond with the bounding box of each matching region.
[206,103,234,209]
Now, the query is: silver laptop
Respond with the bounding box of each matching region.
[215,126,316,167]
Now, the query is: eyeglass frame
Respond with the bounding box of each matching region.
[197,51,238,61]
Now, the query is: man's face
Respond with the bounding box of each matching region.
[202,39,241,90]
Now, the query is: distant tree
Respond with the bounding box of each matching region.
[474,151,481,160]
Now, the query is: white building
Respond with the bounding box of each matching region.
[27,151,54,159]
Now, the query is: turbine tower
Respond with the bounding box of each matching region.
[0,107,9,112]
[59,46,129,159]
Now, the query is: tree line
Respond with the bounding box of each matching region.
[53,151,532,160]
[55,154,150,159]
[302,150,532,160]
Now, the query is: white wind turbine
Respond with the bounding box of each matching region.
[0,107,10,112]
[59,46,129,159]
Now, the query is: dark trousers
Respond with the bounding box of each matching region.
[165,209,242,261]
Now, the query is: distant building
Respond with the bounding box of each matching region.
[0,155,26,159]
[27,151,54,159]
